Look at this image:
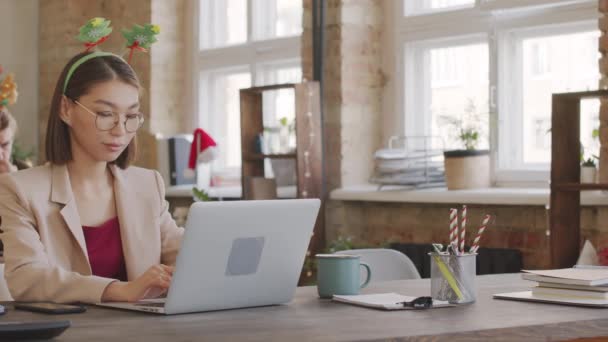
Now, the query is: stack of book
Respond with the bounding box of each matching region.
[523,268,608,300]
[371,148,445,189]
[494,267,608,307]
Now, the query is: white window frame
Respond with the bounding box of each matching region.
[393,0,599,186]
[497,20,599,181]
[191,0,302,184]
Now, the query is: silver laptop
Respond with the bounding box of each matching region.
[96,199,320,315]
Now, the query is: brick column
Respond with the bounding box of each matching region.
[599,0,608,182]
[301,0,384,191]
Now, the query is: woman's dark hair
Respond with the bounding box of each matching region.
[45,51,141,168]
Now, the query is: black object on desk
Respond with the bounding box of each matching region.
[15,303,86,315]
[397,296,434,310]
[0,320,70,340]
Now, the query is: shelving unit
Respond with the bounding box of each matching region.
[240,82,325,279]
[550,89,608,268]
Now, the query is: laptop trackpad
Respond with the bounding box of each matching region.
[226,237,265,276]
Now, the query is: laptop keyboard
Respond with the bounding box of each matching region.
[135,302,165,308]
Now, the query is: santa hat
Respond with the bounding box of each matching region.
[184,128,217,179]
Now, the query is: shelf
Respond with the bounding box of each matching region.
[553,183,608,191]
[241,83,296,93]
[553,89,608,100]
[243,153,297,161]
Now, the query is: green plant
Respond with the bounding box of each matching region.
[11,140,34,162]
[582,157,597,167]
[279,116,296,133]
[580,127,600,166]
[459,129,479,151]
[437,98,486,151]
[192,187,211,202]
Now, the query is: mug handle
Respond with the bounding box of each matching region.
[359,262,371,288]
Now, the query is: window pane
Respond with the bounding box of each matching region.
[254,0,302,40]
[428,43,489,150]
[405,0,474,15]
[202,71,252,170]
[258,65,302,129]
[200,0,247,49]
[431,0,473,9]
[521,31,600,164]
[276,0,302,37]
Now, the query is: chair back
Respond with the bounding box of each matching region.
[335,248,421,283]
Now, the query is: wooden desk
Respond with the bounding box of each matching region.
[4,274,608,341]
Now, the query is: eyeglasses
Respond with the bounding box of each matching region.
[72,99,144,133]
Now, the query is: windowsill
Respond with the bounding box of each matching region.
[165,184,297,199]
[330,184,608,206]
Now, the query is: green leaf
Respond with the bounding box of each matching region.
[192,187,211,202]
[11,140,34,162]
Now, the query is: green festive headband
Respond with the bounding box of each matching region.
[63,17,160,94]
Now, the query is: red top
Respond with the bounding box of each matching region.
[82,217,128,281]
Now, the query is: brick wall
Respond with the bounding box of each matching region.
[326,201,608,269]
[151,0,190,136]
[38,0,189,168]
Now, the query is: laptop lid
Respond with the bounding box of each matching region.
[164,199,320,315]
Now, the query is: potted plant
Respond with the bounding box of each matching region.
[580,128,599,183]
[439,99,490,190]
[581,157,598,183]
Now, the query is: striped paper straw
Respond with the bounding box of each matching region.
[470,215,491,253]
[449,208,458,252]
[460,205,467,254]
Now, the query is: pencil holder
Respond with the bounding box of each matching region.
[429,253,476,304]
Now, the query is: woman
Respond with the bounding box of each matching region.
[0,110,19,173]
[0,51,184,303]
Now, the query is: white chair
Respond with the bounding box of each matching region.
[0,264,12,301]
[335,248,421,283]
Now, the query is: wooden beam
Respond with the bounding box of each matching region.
[550,94,581,268]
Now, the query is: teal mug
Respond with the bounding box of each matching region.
[316,254,372,299]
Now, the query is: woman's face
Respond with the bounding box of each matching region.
[0,126,14,162]
[62,79,140,163]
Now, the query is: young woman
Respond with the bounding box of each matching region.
[0,110,19,173]
[0,51,184,304]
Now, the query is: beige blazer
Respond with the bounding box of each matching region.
[0,163,184,303]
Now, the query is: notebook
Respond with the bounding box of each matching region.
[493,291,608,308]
[332,293,452,310]
[532,286,608,300]
[522,268,608,286]
[536,282,608,293]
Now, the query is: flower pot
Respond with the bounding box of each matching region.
[580,166,597,183]
[443,150,491,190]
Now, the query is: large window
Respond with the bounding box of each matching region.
[398,0,600,184]
[196,0,302,183]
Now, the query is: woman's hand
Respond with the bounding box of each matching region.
[101,264,174,302]
[0,159,17,174]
